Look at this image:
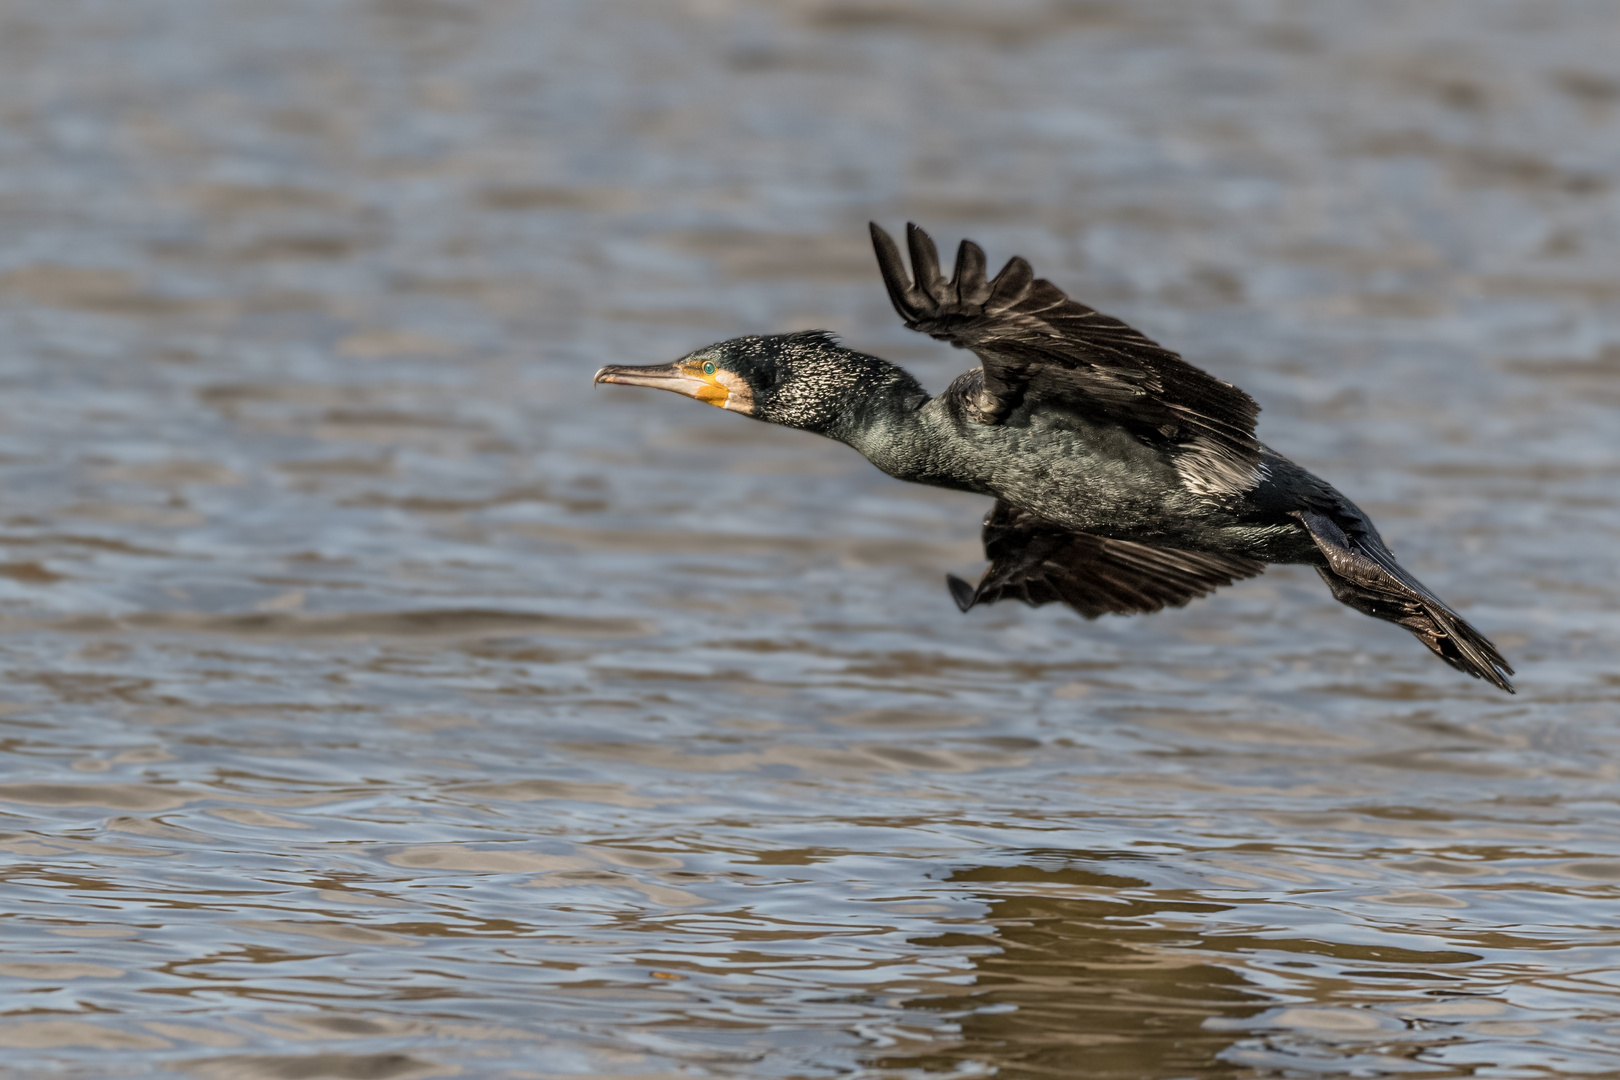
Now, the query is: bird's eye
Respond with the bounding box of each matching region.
[702,361,716,375]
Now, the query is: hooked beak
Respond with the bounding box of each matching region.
[593,362,750,413]
[593,362,713,397]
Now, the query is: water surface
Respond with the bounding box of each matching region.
[1,1,1618,1076]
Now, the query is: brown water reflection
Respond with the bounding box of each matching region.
[888,859,1263,1079]
[2,0,1619,1076]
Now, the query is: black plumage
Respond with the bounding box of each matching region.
[950,499,1266,619]
[595,223,1514,693]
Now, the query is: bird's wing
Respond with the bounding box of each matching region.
[871,222,1263,496]
[1291,508,1515,692]
[948,501,1266,618]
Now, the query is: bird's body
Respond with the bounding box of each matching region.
[596,223,1514,693]
[831,370,1302,558]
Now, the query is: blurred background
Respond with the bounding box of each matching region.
[1,1,1618,1076]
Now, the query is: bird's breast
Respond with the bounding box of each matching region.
[869,398,1193,535]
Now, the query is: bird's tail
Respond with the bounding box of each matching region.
[1314,566,1515,692]
[1293,509,1515,693]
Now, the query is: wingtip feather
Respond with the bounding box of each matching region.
[906,222,946,304]
[986,255,1034,310]
[870,222,922,322]
[945,573,978,612]
[953,239,990,306]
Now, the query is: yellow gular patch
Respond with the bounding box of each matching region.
[689,379,728,406]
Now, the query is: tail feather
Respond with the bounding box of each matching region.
[1315,567,1514,692]
[1294,509,1514,693]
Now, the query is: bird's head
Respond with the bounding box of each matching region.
[594,330,904,434]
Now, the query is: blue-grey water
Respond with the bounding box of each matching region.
[1,1,1618,1076]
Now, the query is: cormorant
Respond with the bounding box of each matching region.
[595,223,1514,693]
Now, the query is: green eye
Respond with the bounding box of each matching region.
[702,361,716,375]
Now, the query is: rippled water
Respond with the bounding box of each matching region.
[1,1,1618,1076]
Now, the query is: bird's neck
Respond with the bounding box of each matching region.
[758,343,935,469]
[819,367,935,474]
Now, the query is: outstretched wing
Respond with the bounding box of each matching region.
[1291,508,1515,693]
[948,501,1266,618]
[871,221,1263,496]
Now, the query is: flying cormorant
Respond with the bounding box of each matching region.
[595,223,1514,693]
